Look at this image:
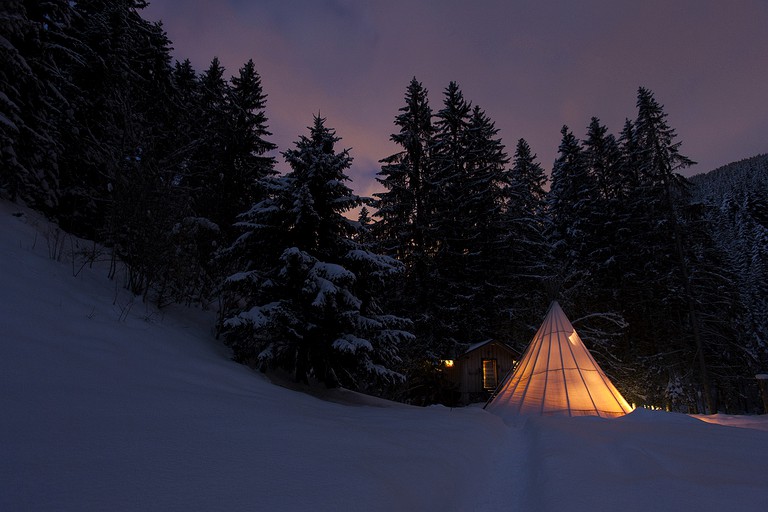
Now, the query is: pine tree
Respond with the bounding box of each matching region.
[375,78,434,270]
[425,81,472,357]
[508,139,547,218]
[184,58,277,239]
[460,105,512,341]
[584,117,623,201]
[501,138,550,343]
[545,125,626,366]
[683,200,747,411]
[372,77,435,372]
[428,82,510,355]
[617,87,718,411]
[546,125,596,278]
[170,58,201,170]
[634,88,694,192]
[0,0,35,201]
[219,59,276,235]
[581,118,628,299]
[0,0,80,213]
[186,57,230,220]
[220,116,410,392]
[56,0,177,240]
[167,58,277,304]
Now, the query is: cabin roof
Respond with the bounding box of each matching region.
[462,339,517,356]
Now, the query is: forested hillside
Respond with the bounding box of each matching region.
[689,155,768,394]
[2,1,766,413]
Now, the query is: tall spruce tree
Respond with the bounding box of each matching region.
[546,125,596,280]
[169,58,276,304]
[219,59,276,237]
[584,117,623,201]
[546,125,621,364]
[373,78,435,377]
[0,0,80,213]
[509,139,547,218]
[375,77,434,287]
[461,105,512,341]
[581,118,626,298]
[428,82,510,355]
[620,87,716,411]
[502,138,550,343]
[186,57,230,221]
[185,58,277,242]
[56,0,174,237]
[220,116,410,392]
[156,59,224,305]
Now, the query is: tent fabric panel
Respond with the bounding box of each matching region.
[540,369,568,415]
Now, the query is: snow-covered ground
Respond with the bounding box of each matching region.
[2,200,768,512]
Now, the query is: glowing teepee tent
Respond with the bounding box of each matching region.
[486,301,632,418]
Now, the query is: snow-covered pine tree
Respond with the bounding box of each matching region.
[544,124,629,374]
[55,0,178,240]
[185,57,230,222]
[182,58,277,242]
[426,82,473,357]
[509,139,547,219]
[165,58,276,305]
[501,138,550,344]
[0,0,34,202]
[571,118,634,376]
[545,125,597,286]
[0,0,79,213]
[584,117,624,202]
[219,59,277,236]
[738,188,768,372]
[374,77,435,324]
[220,116,410,393]
[620,87,719,412]
[460,105,512,341]
[679,199,747,411]
[427,82,510,357]
[581,118,626,293]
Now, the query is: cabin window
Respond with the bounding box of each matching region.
[482,359,498,390]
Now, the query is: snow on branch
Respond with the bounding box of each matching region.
[333,335,373,354]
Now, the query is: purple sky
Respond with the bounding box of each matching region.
[143,0,768,199]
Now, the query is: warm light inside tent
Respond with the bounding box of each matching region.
[485,301,634,418]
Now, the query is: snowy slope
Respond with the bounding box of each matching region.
[2,201,768,512]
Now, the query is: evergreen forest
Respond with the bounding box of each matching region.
[2,1,767,413]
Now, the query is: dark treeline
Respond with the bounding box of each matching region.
[2,1,767,412]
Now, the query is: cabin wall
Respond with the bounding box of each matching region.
[456,343,516,404]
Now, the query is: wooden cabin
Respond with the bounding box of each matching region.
[443,340,518,405]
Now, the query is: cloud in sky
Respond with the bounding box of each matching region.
[144,0,768,198]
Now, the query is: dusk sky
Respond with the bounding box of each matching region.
[143,1,768,198]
